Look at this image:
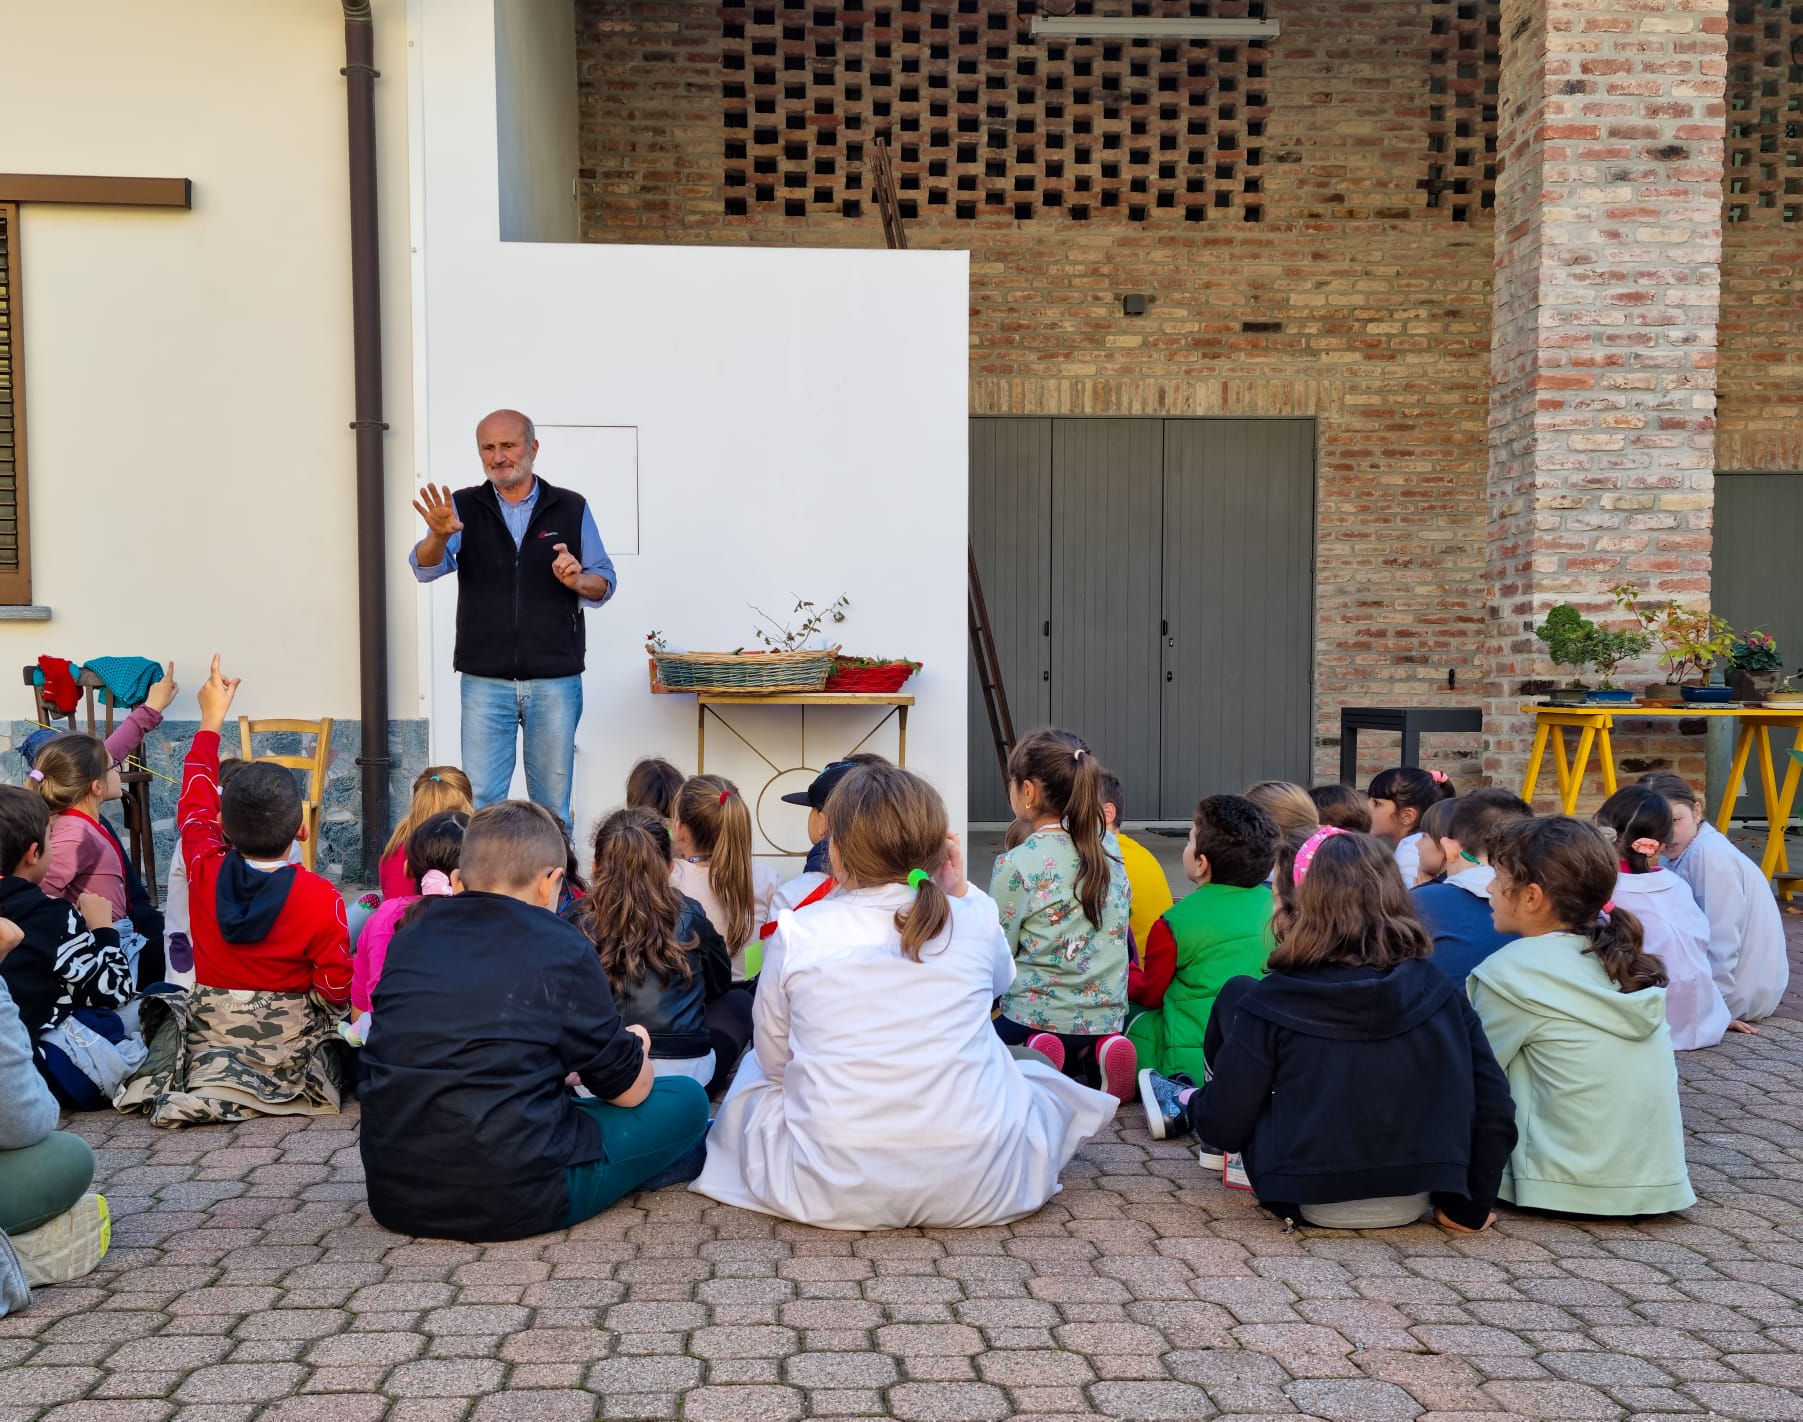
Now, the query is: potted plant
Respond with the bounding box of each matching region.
[1535,604,1597,705]
[1764,673,1803,709]
[645,595,850,693]
[1612,586,1733,701]
[1585,623,1652,703]
[1728,629,1783,702]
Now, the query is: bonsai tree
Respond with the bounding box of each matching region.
[1612,585,1733,685]
[1536,604,1598,689]
[1586,625,1651,691]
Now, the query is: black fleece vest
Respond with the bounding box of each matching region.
[451,478,588,680]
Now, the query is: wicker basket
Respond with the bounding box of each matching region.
[652,647,837,692]
[824,657,922,693]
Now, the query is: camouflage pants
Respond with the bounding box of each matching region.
[114,986,346,1128]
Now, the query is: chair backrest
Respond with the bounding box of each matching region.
[238,716,334,803]
[20,665,96,737]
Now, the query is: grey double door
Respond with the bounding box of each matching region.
[969,417,1315,822]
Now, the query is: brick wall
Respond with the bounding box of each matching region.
[576,0,1796,801]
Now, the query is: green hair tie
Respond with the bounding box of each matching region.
[907,868,930,891]
[1459,850,1480,864]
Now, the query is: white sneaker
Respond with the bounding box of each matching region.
[1222,1154,1253,1192]
[1196,1143,1226,1171]
[12,1194,110,1287]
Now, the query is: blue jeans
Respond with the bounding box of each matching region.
[460,673,583,829]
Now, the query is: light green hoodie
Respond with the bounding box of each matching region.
[1468,932,1695,1218]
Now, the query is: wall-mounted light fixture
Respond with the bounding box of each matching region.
[1122,294,1148,316]
[1030,16,1282,40]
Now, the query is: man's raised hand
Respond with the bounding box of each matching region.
[197,654,242,732]
[412,484,464,537]
[550,543,583,590]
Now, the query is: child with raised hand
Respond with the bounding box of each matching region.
[0,787,138,1107]
[114,656,354,1126]
[1138,827,1516,1232]
[671,775,780,978]
[360,801,709,1242]
[1308,784,1372,833]
[571,807,732,1086]
[694,762,1116,1229]
[1469,816,1695,1216]
[376,768,473,899]
[1100,770,1173,957]
[1127,795,1278,1084]
[1368,766,1456,887]
[1641,770,1788,1023]
[626,757,685,824]
[990,728,1136,1100]
[1411,788,1532,985]
[350,810,470,1042]
[1595,785,1733,1049]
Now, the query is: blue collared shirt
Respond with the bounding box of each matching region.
[410,478,617,609]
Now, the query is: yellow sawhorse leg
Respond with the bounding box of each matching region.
[1753,725,1789,877]
[1714,721,1758,832]
[1521,719,1553,806]
[1767,746,1803,890]
[1596,723,1618,799]
[1562,725,1599,815]
[1551,726,1573,806]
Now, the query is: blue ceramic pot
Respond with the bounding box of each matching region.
[1587,689,1635,704]
[1680,685,1734,704]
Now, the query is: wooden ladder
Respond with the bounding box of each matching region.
[870,137,1015,783]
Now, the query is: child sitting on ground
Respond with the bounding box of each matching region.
[1411,798,1459,885]
[694,763,1116,1229]
[1469,816,1695,1216]
[1308,784,1372,833]
[671,775,781,978]
[1368,766,1456,886]
[570,807,732,1086]
[359,801,710,1242]
[626,756,686,824]
[1411,788,1532,985]
[115,657,353,1126]
[1101,771,1174,958]
[1641,771,1789,1023]
[376,768,473,899]
[990,728,1137,1100]
[1126,795,1278,1084]
[1243,780,1319,845]
[1139,827,1515,1230]
[1595,785,1734,1049]
[0,787,138,1106]
[350,810,469,1043]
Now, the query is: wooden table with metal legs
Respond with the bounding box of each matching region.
[1519,704,1803,882]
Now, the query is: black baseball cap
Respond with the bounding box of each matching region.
[781,760,858,811]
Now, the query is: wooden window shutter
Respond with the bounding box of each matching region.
[0,203,29,604]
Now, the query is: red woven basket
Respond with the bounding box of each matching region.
[823,658,921,693]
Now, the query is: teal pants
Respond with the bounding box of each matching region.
[0,1131,95,1234]
[559,1077,711,1228]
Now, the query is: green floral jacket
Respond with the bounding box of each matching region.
[990,829,1131,1035]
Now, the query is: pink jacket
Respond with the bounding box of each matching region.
[40,705,162,917]
[353,895,415,1015]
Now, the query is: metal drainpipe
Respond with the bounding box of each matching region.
[341,0,391,883]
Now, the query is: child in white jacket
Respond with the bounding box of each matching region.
[1640,772,1788,1022]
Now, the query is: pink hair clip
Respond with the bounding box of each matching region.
[1292,825,1349,884]
[27,769,43,783]
[1630,837,1662,858]
[1429,770,1449,784]
[1600,899,1615,919]
[420,869,454,896]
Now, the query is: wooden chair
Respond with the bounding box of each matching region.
[238,716,333,871]
[20,666,160,906]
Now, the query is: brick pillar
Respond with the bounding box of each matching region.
[1484,0,1728,794]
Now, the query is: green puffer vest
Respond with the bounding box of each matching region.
[1127,882,1274,1082]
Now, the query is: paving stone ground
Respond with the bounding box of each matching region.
[3,1004,1803,1422]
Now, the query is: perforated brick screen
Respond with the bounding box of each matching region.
[1726,0,1803,222]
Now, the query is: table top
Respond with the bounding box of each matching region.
[1523,703,1803,718]
[1341,706,1483,727]
[696,692,915,707]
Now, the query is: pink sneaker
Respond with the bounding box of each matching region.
[1024,1032,1066,1072]
[1096,1034,1139,1101]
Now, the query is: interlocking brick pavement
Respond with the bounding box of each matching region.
[4,1019,1803,1421]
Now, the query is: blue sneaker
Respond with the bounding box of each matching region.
[1138,1069,1194,1141]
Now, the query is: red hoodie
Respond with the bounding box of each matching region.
[178,730,352,1001]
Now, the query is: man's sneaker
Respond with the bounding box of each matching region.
[1024,1032,1066,1072]
[1222,1154,1253,1192]
[1196,1143,1227,1172]
[1138,1069,1194,1141]
[1096,1034,1139,1101]
[13,1193,110,1287]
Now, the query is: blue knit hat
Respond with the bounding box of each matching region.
[17,726,61,770]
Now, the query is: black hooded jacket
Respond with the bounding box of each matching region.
[1194,958,1516,1228]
